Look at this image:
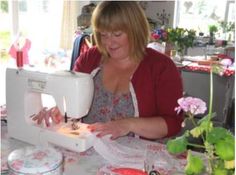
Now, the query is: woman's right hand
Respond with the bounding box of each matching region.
[32,106,63,127]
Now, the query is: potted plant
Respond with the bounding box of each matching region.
[219,21,235,42]
[166,64,235,175]
[208,25,218,45]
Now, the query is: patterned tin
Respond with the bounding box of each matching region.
[7,146,63,175]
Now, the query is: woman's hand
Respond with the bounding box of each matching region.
[88,118,132,140]
[32,106,62,127]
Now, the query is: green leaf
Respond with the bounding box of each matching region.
[223,132,235,143]
[197,112,216,125]
[207,127,232,144]
[166,135,188,154]
[190,119,213,138]
[190,126,202,138]
[215,139,235,161]
[213,168,228,175]
[185,151,204,175]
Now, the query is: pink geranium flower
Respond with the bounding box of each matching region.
[175,97,207,115]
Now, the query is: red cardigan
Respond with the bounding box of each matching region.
[73,47,183,137]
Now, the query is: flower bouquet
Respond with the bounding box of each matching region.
[167,27,196,57]
[166,64,235,175]
[150,28,168,43]
[149,27,172,55]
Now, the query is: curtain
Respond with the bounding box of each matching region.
[60,1,79,50]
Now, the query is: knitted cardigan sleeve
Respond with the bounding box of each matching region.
[73,47,101,73]
[131,48,183,137]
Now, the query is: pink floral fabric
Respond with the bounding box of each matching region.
[82,69,134,124]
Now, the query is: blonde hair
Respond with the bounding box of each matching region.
[91,1,150,61]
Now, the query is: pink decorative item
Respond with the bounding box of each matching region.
[9,36,31,66]
[220,58,232,67]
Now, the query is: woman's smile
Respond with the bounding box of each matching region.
[108,46,120,53]
[100,31,130,59]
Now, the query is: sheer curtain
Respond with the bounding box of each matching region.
[60,1,80,50]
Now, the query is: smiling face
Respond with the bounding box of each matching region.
[100,31,130,60]
[91,1,150,62]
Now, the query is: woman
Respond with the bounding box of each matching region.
[36,1,183,140]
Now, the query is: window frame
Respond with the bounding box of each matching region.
[173,0,234,33]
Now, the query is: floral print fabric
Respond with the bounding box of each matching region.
[82,69,134,124]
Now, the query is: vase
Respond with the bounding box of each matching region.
[170,49,182,62]
[164,42,174,56]
[209,32,215,45]
[174,43,188,61]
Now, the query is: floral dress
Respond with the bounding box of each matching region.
[82,69,135,124]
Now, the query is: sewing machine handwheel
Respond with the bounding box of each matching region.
[149,170,160,175]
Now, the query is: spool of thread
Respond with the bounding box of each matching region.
[16,50,23,68]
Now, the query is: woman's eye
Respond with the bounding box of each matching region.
[100,31,122,38]
[113,32,122,37]
[100,33,107,37]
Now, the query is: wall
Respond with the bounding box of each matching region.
[77,1,91,17]
[144,1,175,28]
[77,1,175,28]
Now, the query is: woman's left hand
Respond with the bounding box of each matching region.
[88,118,132,140]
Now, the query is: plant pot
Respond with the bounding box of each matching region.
[209,32,215,45]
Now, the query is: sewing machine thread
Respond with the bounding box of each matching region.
[16,51,23,68]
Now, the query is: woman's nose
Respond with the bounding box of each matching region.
[104,37,113,45]
[102,33,115,44]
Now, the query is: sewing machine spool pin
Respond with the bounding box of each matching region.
[65,112,68,123]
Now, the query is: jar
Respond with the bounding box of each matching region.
[8,146,63,175]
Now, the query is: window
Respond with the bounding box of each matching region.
[226,1,235,23]
[0,0,10,59]
[0,0,63,106]
[174,0,235,37]
[17,0,63,51]
[0,0,63,59]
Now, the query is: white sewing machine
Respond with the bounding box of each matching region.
[6,67,95,152]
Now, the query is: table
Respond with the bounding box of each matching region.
[1,120,186,175]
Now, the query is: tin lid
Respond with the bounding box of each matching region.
[7,146,63,174]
